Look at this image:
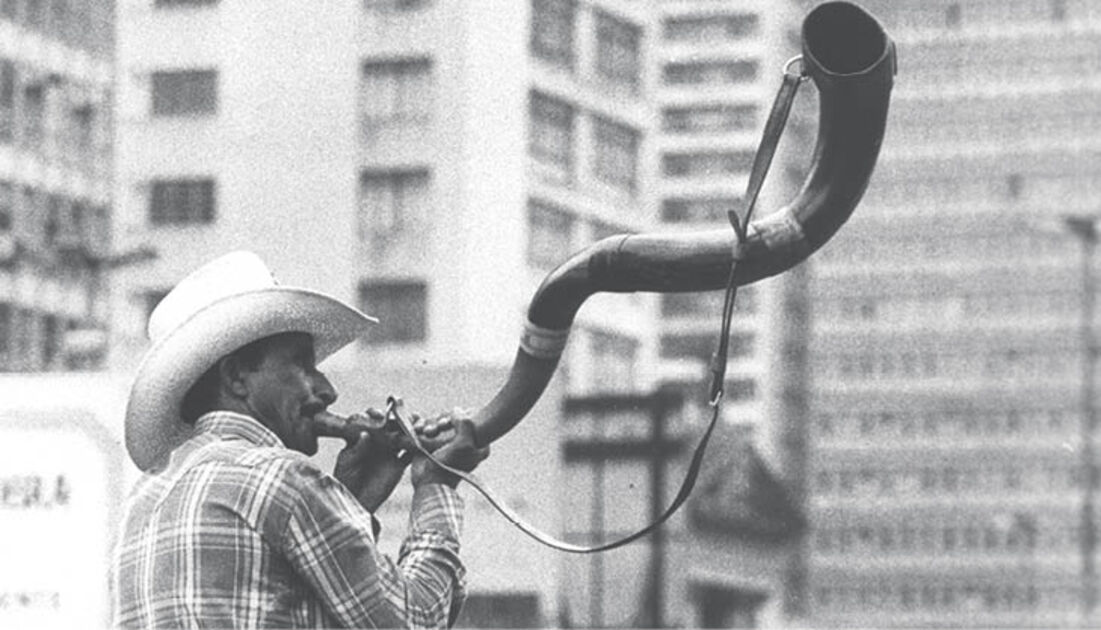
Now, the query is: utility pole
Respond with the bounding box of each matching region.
[645,387,681,629]
[1064,214,1099,625]
[562,390,684,628]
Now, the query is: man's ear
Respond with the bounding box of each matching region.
[218,355,250,399]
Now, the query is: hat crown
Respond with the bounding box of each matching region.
[148,251,278,344]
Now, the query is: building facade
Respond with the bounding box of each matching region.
[806,0,1101,627]
[0,0,114,372]
[651,0,812,623]
[652,0,810,487]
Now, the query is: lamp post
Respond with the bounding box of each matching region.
[1064,214,1099,625]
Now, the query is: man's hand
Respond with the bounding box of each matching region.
[411,410,490,489]
[333,409,410,513]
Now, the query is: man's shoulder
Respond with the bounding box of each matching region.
[165,436,324,495]
[216,442,325,484]
[187,444,336,520]
[230,441,310,467]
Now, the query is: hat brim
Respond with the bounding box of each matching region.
[125,287,376,471]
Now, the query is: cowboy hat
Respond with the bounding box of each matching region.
[125,251,377,471]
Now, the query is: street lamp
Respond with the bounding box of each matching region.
[1063,214,1099,625]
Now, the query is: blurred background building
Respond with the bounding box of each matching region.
[0,0,114,372]
[806,0,1101,627]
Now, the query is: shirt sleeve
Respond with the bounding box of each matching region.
[276,460,467,629]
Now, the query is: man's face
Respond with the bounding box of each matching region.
[238,332,336,455]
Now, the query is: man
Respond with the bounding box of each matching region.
[112,251,489,629]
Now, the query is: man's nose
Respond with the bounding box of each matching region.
[313,372,337,406]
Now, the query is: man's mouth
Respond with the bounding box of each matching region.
[302,406,328,433]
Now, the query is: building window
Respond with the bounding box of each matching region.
[660,332,753,362]
[662,60,758,86]
[148,178,216,225]
[0,181,12,233]
[151,69,218,117]
[696,585,765,628]
[364,0,431,11]
[21,79,44,146]
[154,0,218,7]
[360,58,433,122]
[661,292,725,318]
[528,91,574,184]
[594,11,640,91]
[0,302,10,367]
[591,116,637,193]
[43,194,62,247]
[946,3,961,28]
[662,151,754,178]
[725,378,757,401]
[663,13,759,42]
[1051,0,1067,20]
[69,100,96,156]
[662,196,737,223]
[360,281,428,344]
[0,59,14,143]
[358,169,431,237]
[531,0,575,70]
[527,199,573,268]
[46,0,70,39]
[20,186,40,246]
[590,330,639,392]
[23,0,45,29]
[662,104,757,134]
[41,312,62,369]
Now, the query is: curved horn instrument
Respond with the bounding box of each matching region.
[471,1,895,446]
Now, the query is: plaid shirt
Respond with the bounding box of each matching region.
[111,411,466,629]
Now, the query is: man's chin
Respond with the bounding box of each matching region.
[295,437,320,456]
[289,428,320,456]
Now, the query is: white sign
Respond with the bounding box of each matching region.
[0,410,120,630]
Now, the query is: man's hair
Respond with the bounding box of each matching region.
[179,334,280,424]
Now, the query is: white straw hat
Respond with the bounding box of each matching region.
[125,251,377,471]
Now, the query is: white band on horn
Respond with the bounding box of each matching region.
[751,206,806,250]
[520,320,570,359]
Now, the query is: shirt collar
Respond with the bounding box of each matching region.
[194,411,285,449]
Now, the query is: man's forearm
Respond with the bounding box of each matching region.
[396,484,467,628]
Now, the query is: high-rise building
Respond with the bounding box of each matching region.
[645,0,812,625]
[806,1,1101,627]
[653,0,810,488]
[0,0,115,371]
[110,0,657,625]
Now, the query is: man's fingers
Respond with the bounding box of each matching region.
[348,431,371,452]
[450,418,480,446]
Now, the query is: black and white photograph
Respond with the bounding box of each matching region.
[0,0,1098,628]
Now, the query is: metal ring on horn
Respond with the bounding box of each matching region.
[784,55,810,81]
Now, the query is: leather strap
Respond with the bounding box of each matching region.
[393,60,807,553]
